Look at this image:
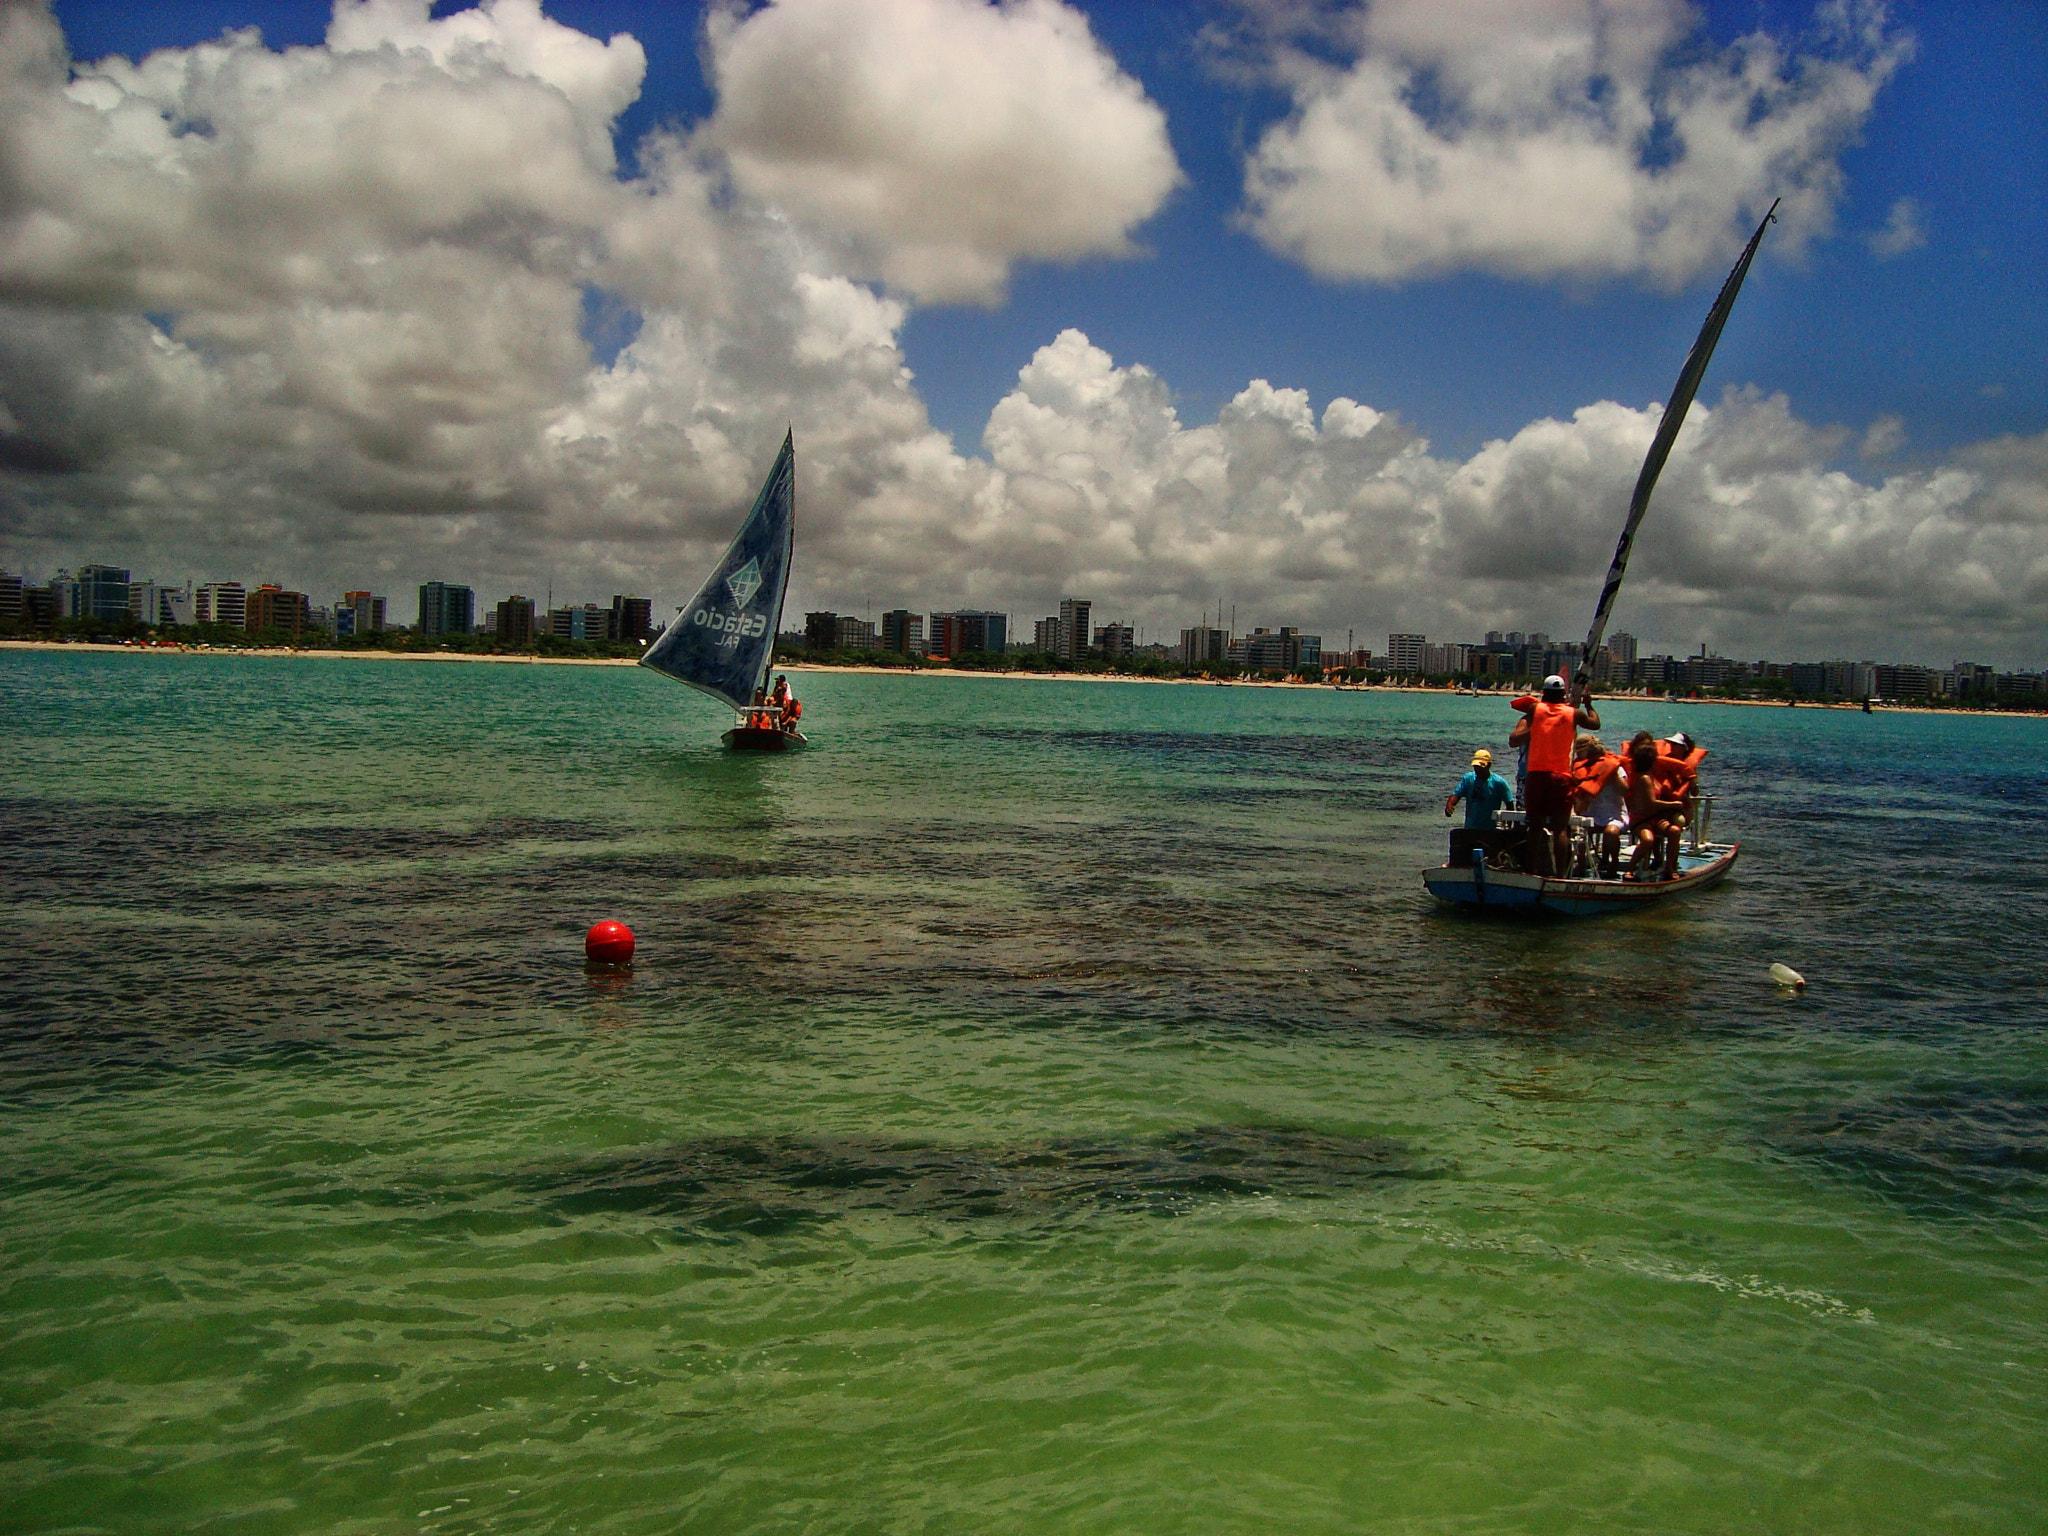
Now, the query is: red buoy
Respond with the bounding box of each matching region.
[585,920,635,966]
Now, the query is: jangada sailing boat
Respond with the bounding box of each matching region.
[1424,202,1779,914]
[639,430,807,751]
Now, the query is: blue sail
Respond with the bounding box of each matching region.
[639,431,794,712]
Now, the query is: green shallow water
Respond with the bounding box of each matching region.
[1,650,2044,1534]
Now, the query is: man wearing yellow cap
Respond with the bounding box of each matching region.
[1445,748,1514,856]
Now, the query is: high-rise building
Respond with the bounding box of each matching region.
[830,616,874,650]
[1178,625,1227,664]
[1094,622,1134,659]
[1058,598,1091,661]
[417,581,474,636]
[1951,661,1997,696]
[73,565,132,625]
[0,570,23,625]
[1033,616,1062,653]
[928,610,1006,659]
[495,596,536,644]
[545,603,611,640]
[196,581,247,629]
[338,591,386,637]
[880,608,924,655]
[1241,628,1284,672]
[126,580,190,628]
[1386,633,1426,674]
[1870,664,1926,697]
[804,611,840,652]
[1606,631,1638,665]
[611,595,652,642]
[246,585,310,635]
[1242,627,1323,673]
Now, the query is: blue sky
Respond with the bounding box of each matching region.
[9,0,2048,663]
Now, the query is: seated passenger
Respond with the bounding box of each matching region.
[1648,733,1702,876]
[1570,735,1628,878]
[1622,733,1688,879]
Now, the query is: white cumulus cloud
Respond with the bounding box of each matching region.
[702,0,1182,303]
[1,1,2043,670]
[1867,194,1925,257]
[1236,0,1910,287]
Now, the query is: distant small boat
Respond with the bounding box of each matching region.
[639,431,806,750]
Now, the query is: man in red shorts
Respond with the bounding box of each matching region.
[1510,674,1601,877]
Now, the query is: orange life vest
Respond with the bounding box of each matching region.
[1659,740,1708,770]
[1647,753,1696,799]
[1515,697,1579,773]
[1572,751,1623,797]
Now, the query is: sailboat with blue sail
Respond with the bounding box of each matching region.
[639,430,807,751]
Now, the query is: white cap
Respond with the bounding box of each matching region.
[1542,673,1567,691]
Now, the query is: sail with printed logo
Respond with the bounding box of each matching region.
[639,431,803,748]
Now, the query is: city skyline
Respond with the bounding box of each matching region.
[0,3,2041,668]
[6,553,2031,684]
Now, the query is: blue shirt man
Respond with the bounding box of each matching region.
[1446,749,1514,830]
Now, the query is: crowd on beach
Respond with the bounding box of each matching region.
[1445,674,1706,882]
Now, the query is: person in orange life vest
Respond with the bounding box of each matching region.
[1645,732,1704,877]
[1570,735,1628,878]
[771,673,802,731]
[746,686,775,731]
[1621,731,1689,879]
[1510,674,1600,877]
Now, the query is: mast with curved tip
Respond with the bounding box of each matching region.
[1578,199,1778,695]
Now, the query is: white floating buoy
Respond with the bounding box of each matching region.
[1770,963,1806,991]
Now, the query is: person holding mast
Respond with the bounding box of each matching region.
[1510,674,1600,877]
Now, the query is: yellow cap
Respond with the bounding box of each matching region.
[1471,749,1492,766]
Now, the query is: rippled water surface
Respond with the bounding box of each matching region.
[2,650,2044,1534]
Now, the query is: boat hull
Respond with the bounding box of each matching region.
[721,725,807,752]
[1423,842,1739,916]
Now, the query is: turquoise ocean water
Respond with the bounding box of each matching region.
[1,649,2043,1533]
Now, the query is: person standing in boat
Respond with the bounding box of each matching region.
[1511,675,1600,877]
[771,674,802,733]
[1446,748,1513,825]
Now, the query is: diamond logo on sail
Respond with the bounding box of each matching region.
[725,558,763,608]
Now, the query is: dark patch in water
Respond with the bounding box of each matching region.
[1770,1084,2048,1211]
[525,1125,1440,1229]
